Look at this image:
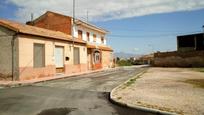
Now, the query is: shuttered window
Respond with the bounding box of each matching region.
[101,36,104,44]
[78,30,83,39]
[93,34,96,42]
[74,47,80,65]
[86,32,90,41]
[34,43,45,68]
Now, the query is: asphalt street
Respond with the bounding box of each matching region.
[0,66,161,115]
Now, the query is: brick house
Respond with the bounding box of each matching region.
[27,11,114,70]
[0,11,113,81]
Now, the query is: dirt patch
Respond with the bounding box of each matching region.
[191,68,204,73]
[184,79,204,88]
[37,107,77,115]
[112,67,204,115]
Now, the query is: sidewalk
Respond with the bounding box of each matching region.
[0,68,114,88]
[110,67,204,115]
[0,65,149,88]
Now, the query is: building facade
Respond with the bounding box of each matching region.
[0,12,113,81]
[27,11,113,70]
[177,33,204,52]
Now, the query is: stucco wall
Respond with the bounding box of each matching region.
[0,26,18,80]
[18,34,87,80]
[102,50,113,68]
[73,25,107,45]
[153,51,204,67]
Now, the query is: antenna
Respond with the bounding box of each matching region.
[86,10,89,22]
[31,13,34,21]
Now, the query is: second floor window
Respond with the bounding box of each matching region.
[93,34,96,42]
[101,36,104,44]
[78,30,82,39]
[86,32,90,41]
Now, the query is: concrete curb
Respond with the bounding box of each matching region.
[0,65,148,88]
[109,70,177,115]
[0,67,119,88]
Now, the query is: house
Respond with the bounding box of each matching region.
[177,33,204,52]
[0,12,113,81]
[27,11,114,70]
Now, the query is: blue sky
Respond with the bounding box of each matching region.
[95,9,204,54]
[1,0,204,55]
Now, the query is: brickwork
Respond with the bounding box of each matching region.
[31,11,72,35]
[153,51,204,67]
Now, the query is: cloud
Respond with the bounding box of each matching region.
[7,0,204,22]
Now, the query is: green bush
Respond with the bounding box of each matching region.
[117,60,132,66]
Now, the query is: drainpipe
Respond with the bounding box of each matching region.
[11,33,17,81]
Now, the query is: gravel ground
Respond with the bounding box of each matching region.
[112,67,204,115]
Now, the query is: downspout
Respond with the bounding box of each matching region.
[11,33,17,81]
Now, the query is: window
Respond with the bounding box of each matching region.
[78,30,83,39]
[86,32,90,41]
[34,43,45,68]
[94,51,100,64]
[101,36,104,44]
[93,34,96,42]
[74,47,80,65]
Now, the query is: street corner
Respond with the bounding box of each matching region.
[110,67,204,115]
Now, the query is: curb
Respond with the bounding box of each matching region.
[0,65,149,88]
[0,67,120,88]
[109,70,177,115]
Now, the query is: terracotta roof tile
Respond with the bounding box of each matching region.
[0,19,86,44]
[87,44,113,51]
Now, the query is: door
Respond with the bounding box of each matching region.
[87,49,92,70]
[55,46,64,73]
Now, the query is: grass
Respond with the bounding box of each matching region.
[191,68,204,73]
[184,79,204,88]
[124,78,137,86]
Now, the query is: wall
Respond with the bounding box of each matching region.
[18,34,87,80]
[0,26,19,80]
[102,50,113,68]
[73,25,107,45]
[153,51,204,67]
[32,12,72,35]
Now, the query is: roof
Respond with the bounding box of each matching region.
[75,20,109,34]
[87,44,113,51]
[0,19,86,44]
[32,11,108,34]
[177,32,204,38]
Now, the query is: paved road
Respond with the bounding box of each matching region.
[0,66,160,115]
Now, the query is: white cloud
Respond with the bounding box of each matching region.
[7,0,204,22]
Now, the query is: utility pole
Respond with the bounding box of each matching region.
[202,25,204,35]
[72,0,75,47]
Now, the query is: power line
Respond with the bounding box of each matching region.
[108,30,202,38]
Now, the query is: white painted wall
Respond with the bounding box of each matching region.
[72,25,107,45]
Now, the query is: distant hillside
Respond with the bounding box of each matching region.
[114,52,142,59]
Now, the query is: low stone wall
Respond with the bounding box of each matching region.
[153,51,204,67]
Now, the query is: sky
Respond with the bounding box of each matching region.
[0,0,204,55]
